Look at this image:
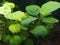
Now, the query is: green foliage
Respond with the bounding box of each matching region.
[3,2,15,9]
[9,24,21,33]
[3,35,12,42]
[0,6,11,15]
[0,35,2,40]
[0,2,15,15]
[10,35,22,45]
[26,5,40,16]
[0,1,60,45]
[4,11,27,21]
[45,23,53,30]
[24,39,34,45]
[21,16,38,26]
[31,25,48,37]
[42,17,59,23]
[40,1,60,16]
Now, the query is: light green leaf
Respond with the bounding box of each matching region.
[21,16,38,26]
[3,2,15,9]
[26,5,40,16]
[4,11,27,21]
[24,39,34,45]
[0,6,11,15]
[40,1,60,16]
[9,24,21,33]
[31,25,48,37]
[10,35,22,45]
[42,17,59,23]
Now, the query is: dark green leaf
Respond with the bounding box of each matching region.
[21,16,38,26]
[26,5,40,16]
[4,35,11,42]
[10,35,22,45]
[45,23,53,30]
[24,39,34,45]
[31,25,48,37]
[42,17,59,23]
[0,35,2,40]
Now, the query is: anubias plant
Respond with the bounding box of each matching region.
[0,1,60,45]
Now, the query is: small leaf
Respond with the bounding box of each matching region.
[0,6,11,15]
[24,39,34,45]
[9,24,21,33]
[42,17,59,23]
[21,16,38,26]
[10,35,22,45]
[40,1,60,16]
[31,25,48,37]
[4,11,27,21]
[3,2,15,9]
[26,5,40,16]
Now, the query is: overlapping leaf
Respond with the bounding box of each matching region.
[4,11,27,21]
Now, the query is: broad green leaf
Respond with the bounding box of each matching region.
[24,39,34,45]
[21,16,38,26]
[3,2,15,9]
[26,5,40,16]
[30,25,48,37]
[9,24,21,33]
[0,6,11,15]
[42,17,59,23]
[4,11,27,21]
[40,1,60,16]
[10,35,22,45]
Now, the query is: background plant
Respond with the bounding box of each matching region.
[0,1,60,45]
